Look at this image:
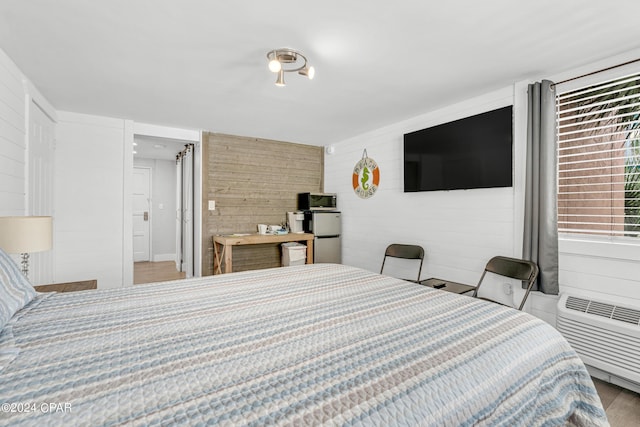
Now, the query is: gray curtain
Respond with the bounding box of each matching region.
[523,80,559,294]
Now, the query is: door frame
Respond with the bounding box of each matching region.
[176,143,196,278]
[25,88,57,285]
[123,123,201,287]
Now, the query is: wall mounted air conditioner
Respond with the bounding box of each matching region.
[556,294,640,385]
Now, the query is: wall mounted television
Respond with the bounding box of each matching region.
[403,105,513,192]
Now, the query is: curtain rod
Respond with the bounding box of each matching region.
[553,57,640,86]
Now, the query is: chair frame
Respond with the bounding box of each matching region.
[380,244,425,283]
[472,256,539,310]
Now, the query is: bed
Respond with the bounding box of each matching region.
[0,262,608,426]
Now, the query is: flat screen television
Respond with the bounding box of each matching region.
[403,105,513,192]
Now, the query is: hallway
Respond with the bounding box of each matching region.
[134,261,186,284]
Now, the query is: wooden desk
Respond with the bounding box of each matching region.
[420,278,475,295]
[213,233,314,274]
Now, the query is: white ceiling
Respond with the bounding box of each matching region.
[2,1,640,146]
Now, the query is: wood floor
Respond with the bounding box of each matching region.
[592,378,640,426]
[134,261,186,284]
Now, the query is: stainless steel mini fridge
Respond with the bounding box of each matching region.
[303,211,341,264]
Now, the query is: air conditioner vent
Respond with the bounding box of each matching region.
[564,296,640,325]
[587,301,615,318]
[558,294,640,385]
[566,296,589,312]
[612,306,640,325]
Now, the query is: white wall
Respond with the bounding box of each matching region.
[325,86,519,289]
[0,44,137,289]
[133,158,177,261]
[1,47,202,287]
[0,49,57,283]
[558,238,640,303]
[325,51,640,327]
[0,49,26,216]
[54,112,133,289]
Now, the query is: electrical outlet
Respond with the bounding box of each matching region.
[208,200,216,211]
[503,283,513,295]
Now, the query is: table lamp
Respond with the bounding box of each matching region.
[0,216,52,277]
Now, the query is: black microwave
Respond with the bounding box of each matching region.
[298,193,337,210]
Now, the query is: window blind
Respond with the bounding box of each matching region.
[557,73,640,238]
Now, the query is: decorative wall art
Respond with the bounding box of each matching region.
[352,149,380,199]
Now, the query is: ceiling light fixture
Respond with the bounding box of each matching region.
[266,48,314,87]
[275,69,286,87]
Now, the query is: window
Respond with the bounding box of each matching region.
[556,73,640,240]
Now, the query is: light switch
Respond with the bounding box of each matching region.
[208,200,216,211]
[158,203,164,210]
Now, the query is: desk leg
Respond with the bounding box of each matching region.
[306,239,313,264]
[224,245,233,273]
[214,242,224,275]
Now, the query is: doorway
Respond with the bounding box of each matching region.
[132,134,196,284]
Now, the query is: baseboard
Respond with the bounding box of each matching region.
[587,365,640,394]
[152,253,176,262]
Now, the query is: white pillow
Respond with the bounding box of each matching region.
[0,248,36,330]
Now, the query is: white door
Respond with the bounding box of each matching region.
[28,100,55,285]
[133,167,151,262]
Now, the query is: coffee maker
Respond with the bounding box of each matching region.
[287,211,304,234]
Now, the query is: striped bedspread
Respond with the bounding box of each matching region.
[0,264,607,426]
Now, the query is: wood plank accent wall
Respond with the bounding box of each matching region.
[202,133,323,275]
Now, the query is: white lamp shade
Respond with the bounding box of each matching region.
[0,216,52,254]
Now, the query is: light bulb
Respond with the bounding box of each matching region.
[268,58,282,73]
[299,66,315,80]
